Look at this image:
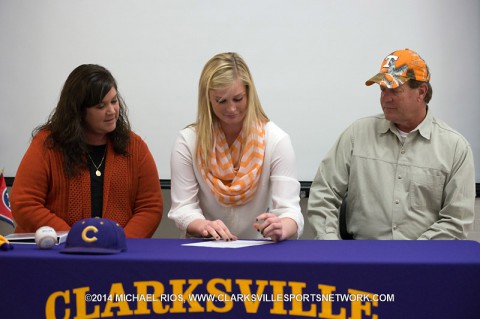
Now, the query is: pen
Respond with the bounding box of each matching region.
[256,207,269,224]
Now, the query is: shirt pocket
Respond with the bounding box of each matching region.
[409,168,446,212]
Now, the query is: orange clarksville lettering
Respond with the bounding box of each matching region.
[45,279,389,319]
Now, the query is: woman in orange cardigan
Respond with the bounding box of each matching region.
[11,64,163,238]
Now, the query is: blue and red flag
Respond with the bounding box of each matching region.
[0,172,14,227]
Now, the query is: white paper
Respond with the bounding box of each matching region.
[182,239,274,248]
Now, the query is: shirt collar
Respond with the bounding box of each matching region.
[378,110,433,141]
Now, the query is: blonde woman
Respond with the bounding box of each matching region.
[169,52,303,242]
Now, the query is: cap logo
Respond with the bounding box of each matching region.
[62,218,127,254]
[383,54,408,79]
[82,226,98,243]
[383,55,398,68]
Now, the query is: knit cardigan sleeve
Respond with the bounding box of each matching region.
[11,131,72,232]
[120,133,163,238]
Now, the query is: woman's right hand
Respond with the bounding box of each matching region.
[187,219,238,241]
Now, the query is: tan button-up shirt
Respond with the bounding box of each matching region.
[308,112,475,239]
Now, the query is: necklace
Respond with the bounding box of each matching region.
[87,148,106,177]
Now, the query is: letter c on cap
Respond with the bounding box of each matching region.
[82,226,98,243]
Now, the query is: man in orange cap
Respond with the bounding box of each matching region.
[307,48,475,240]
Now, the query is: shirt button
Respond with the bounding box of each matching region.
[398,175,402,179]
[401,149,405,154]
[395,200,399,204]
[393,224,398,230]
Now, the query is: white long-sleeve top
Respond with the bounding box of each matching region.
[168,121,304,239]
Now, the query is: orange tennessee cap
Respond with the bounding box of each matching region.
[365,48,430,88]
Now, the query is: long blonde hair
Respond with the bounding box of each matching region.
[195,52,269,167]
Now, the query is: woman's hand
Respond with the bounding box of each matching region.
[253,213,298,242]
[187,219,238,241]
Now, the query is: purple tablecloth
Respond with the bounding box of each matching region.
[1,238,479,318]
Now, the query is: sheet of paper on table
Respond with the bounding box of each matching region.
[182,239,274,248]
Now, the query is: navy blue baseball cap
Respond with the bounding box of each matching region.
[61,218,127,254]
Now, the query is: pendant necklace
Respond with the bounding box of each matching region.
[87,148,106,177]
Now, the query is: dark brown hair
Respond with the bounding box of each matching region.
[34,64,131,177]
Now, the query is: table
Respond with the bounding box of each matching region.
[1,239,479,319]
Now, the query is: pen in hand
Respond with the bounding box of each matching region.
[254,208,290,242]
[254,207,270,236]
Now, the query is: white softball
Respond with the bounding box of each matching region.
[35,226,58,249]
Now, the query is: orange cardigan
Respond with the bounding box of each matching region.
[11,130,163,238]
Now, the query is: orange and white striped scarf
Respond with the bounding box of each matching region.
[198,121,266,206]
